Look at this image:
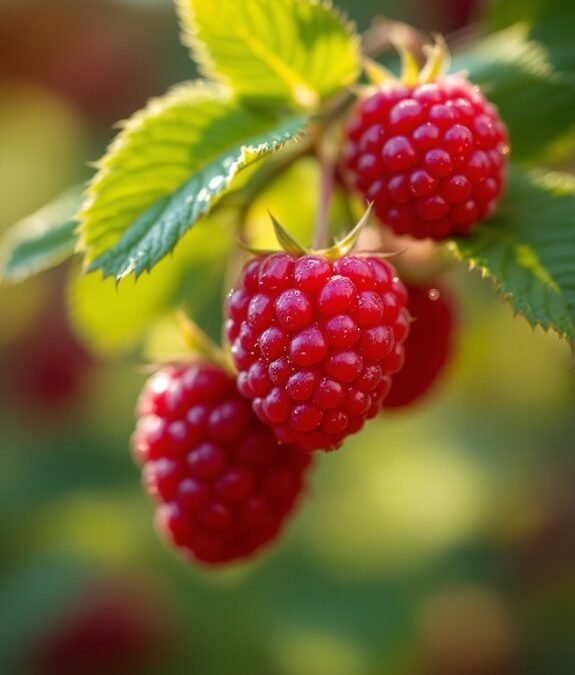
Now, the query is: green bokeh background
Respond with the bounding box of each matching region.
[1,1,574,674]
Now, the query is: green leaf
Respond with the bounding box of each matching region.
[0,187,81,283]
[454,24,575,162]
[176,0,360,108]
[449,169,575,342]
[490,0,575,74]
[79,81,306,279]
[69,215,233,357]
[88,116,306,280]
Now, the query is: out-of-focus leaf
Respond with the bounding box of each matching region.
[176,0,360,108]
[0,187,81,283]
[454,25,575,162]
[490,0,575,74]
[69,216,233,357]
[450,169,575,342]
[0,559,91,671]
[0,84,87,229]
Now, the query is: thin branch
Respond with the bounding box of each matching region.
[313,148,335,249]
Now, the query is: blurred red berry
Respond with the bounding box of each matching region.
[383,281,455,409]
[437,0,482,31]
[28,579,169,675]
[2,277,93,414]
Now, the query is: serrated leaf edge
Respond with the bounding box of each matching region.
[447,232,575,346]
[87,117,307,281]
[75,80,231,254]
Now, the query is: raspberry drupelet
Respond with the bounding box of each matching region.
[226,253,410,451]
[132,362,312,566]
[342,74,509,239]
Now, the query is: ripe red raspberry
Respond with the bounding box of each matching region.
[225,253,410,451]
[342,75,509,239]
[132,362,311,566]
[383,281,455,409]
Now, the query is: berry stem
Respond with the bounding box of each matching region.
[224,142,312,232]
[313,149,335,250]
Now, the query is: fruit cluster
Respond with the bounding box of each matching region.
[342,75,509,240]
[132,50,503,568]
[133,245,457,566]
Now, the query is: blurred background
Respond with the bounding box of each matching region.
[1,0,574,673]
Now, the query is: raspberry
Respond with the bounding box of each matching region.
[342,75,509,239]
[132,362,311,565]
[3,276,93,413]
[226,253,410,451]
[383,281,455,409]
[28,580,167,675]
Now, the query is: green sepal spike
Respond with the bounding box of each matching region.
[315,202,373,261]
[240,203,374,262]
[363,31,451,89]
[419,34,450,84]
[269,211,308,256]
[391,37,420,86]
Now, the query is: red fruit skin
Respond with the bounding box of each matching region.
[133,363,312,566]
[226,254,410,451]
[383,282,455,409]
[342,75,509,240]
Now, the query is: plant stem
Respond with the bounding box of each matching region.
[221,140,313,238]
[313,149,335,250]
